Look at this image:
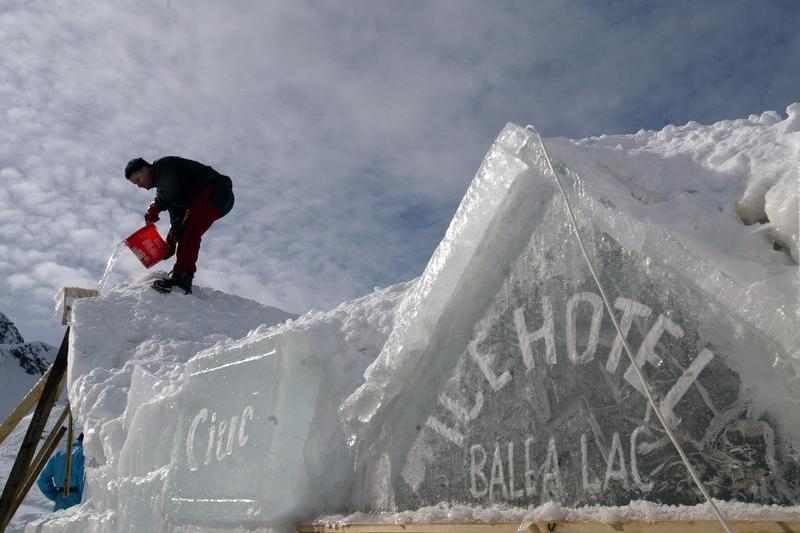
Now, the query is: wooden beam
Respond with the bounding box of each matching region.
[13,406,70,508]
[0,328,69,529]
[297,520,800,533]
[0,366,52,446]
[63,410,73,498]
[9,425,67,529]
[56,287,100,326]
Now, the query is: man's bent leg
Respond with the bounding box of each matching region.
[173,203,220,278]
[154,204,218,295]
[153,185,222,294]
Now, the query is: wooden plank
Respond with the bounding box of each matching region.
[56,287,100,325]
[0,328,69,529]
[297,520,800,533]
[1,405,68,530]
[15,406,70,505]
[10,424,67,527]
[0,366,52,446]
[298,525,517,533]
[298,524,518,533]
[63,410,73,497]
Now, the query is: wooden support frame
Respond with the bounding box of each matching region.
[55,287,100,326]
[14,429,67,517]
[0,367,52,446]
[0,328,69,531]
[11,408,70,520]
[297,521,800,533]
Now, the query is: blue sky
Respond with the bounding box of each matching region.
[0,0,798,345]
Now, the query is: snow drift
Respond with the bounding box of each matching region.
[23,106,799,532]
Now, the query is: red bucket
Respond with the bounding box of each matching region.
[125,224,168,268]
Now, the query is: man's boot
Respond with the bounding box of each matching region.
[152,272,193,294]
[173,272,193,294]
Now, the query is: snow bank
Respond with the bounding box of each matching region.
[550,103,799,278]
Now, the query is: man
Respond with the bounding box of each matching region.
[125,156,235,294]
[36,432,85,511]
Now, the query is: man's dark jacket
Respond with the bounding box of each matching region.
[151,156,234,227]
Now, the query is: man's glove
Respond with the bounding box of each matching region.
[164,226,177,259]
[144,202,161,224]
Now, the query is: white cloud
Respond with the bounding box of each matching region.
[0,0,798,344]
[7,273,36,291]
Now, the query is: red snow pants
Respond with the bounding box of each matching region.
[172,185,221,277]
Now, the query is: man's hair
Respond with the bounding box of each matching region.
[78,432,84,443]
[125,157,151,179]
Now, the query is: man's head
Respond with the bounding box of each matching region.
[125,157,153,189]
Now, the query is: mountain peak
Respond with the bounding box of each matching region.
[0,312,24,345]
[0,312,52,376]
[0,313,56,422]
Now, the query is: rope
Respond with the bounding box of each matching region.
[526,125,733,533]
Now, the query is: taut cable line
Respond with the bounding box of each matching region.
[527,125,733,533]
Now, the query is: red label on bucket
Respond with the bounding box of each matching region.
[125,224,168,268]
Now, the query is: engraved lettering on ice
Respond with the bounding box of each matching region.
[448,289,724,501]
[186,405,254,471]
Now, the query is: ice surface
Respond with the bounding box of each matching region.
[164,329,324,526]
[765,170,799,262]
[341,120,799,511]
[66,273,294,458]
[160,283,411,529]
[26,274,410,532]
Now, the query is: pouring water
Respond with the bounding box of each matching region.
[97,241,126,292]
[98,225,168,292]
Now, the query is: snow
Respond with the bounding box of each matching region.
[18,106,800,531]
[548,103,799,280]
[317,499,800,526]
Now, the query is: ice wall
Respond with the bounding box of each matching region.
[341,117,799,511]
[25,274,410,532]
